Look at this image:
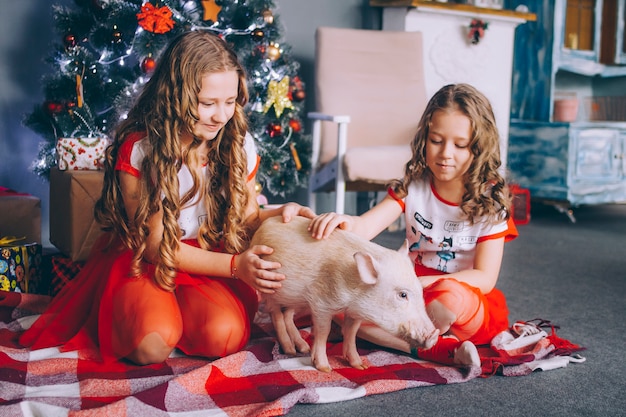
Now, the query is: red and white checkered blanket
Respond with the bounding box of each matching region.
[0,292,584,416]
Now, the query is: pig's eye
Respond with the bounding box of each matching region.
[399,291,408,299]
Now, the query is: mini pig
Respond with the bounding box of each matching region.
[250,216,439,372]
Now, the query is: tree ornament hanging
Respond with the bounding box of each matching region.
[266,42,281,61]
[262,9,274,25]
[266,122,282,138]
[263,76,294,117]
[291,75,306,102]
[289,142,302,170]
[141,55,156,74]
[288,119,302,133]
[63,33,77,49]
[200,0,221,22]
[44,101,63,115]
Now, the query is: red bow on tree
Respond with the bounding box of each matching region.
[137,3,175,34]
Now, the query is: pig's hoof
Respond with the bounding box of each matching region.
[295,341,311,354]
[346,356,368,370]
[312,358,332,373]
[352,362,369,370]
[316,365,332,373]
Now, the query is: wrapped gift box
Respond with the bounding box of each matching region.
[56,136,110,171]
[50,168,105,262]
[0,242,44,294]
[0,187,41,244]
[510,184,531,225]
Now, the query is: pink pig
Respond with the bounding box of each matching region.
[250,216,439,372]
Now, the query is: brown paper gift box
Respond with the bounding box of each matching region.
[50,168,105,262]
[0,190,41,244]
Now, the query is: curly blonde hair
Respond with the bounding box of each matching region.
[391,83,511,224]
[95,30,250,291]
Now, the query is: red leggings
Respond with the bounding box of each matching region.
[108,270,257,359]
[19,234,258,363]
[102,247,259,360]
[423,278,509,345]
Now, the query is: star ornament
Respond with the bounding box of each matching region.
[201,0,222,22]
[263,76,294,117]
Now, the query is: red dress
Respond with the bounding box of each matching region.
[20,132,260,362]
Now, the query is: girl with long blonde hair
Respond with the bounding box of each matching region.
[21,30,313,365]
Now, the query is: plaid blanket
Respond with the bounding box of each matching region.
[0,292,584,417]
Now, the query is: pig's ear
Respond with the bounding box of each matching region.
[398,239,410,255]
[353,252,379,285]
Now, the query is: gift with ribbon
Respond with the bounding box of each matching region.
[0,236,44,294]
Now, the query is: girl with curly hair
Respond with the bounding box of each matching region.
[21,30,313,365]
[308,83,518,367]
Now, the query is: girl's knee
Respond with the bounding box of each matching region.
[112,313,183,363]
[425,278,484,339]
[127,331,178,365]
[180,310,249,358]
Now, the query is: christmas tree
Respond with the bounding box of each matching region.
[24,0,310,198]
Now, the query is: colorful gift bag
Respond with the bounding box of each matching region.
[56,137,110,171]
[0,240,43,294]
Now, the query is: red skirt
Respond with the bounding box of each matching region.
[20,234,258,363]
[419,266,510,345]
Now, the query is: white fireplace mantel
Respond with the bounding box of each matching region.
[373,1,535,168]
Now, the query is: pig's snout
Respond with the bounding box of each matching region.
[400,324,439,349]
[417,328,439,349]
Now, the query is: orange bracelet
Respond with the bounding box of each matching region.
[230,253,239,279]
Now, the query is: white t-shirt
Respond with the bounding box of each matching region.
[117,132,259,239]
[399,179,512,274]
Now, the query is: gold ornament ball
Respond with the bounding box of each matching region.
[267,44,281,61]
[255,182,263,194]
[262,9,274,25]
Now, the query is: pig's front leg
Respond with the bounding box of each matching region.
[270,308,299,355]
[342,315,368,370]
[283,308,310,353]
[310,313,333,372]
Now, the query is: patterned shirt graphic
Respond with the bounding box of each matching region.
[394,179,513,274]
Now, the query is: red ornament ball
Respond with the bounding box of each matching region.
[44,101,63,115]
[293,90,305,102]
[267,123,282,138]
[63,34,77,49]
[141,56,156,74]
[288,119,302,133]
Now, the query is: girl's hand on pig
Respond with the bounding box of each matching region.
[278,202,316,222]
[236,245,286,294]
[308,212,355,239]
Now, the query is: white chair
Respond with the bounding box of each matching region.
[308,27,428,214]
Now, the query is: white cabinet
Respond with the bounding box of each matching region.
[370,1,535,168]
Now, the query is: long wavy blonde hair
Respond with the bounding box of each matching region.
[391,83,511,224]
[95,30,251,291]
